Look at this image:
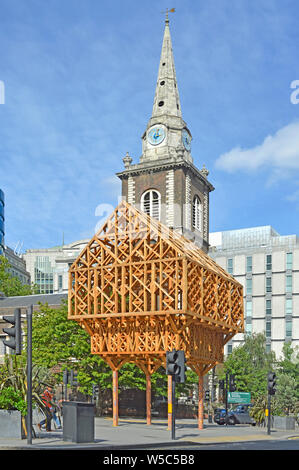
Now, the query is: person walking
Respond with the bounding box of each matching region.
[52,403,62,429]
[38,386,54,432]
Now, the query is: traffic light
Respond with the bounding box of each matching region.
[268,372,276,396]
[176,350,187,384]
[92,384,99,402]
[70,369,78,386]
[166,350,186,383]
[2,308,22,354]
[166,350,179,375]
[63,368,69,385]
[229,374,237,392]
[219,379,225,390]
[205,390,210,401]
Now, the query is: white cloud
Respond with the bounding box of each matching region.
[215,121,299,173]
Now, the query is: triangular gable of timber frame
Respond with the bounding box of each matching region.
[71,200,240,287]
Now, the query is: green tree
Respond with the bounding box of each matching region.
[0,354,53,433]
[30,302,153,397]
[0,386,27,416]
[30,300,197,408]
[221,333,276,400]
[0,255,37,296]
[277,342,299,399]
[274,343,299,416]
[272,373,298,416]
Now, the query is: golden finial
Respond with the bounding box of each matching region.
[162,8,175,24]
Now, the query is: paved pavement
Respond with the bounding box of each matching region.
[0,417,298,450]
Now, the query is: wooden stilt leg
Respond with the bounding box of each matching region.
[198,375,204,430]
[113,370,119,427]
[167,375,172,430]
[146,375,151,425]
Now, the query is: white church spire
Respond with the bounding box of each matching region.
[151,12,182,120]
[141,14,192,164]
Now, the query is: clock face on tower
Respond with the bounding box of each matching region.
[182,129,191,151]
[147,125,166,146]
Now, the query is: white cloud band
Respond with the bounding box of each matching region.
[215,121,299,173]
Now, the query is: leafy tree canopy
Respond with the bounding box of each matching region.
[221,333,275,399]
[0,255,37,297]
[30,301,197,398]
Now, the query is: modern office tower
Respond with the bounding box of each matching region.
[0,189,4,255]
[0,189,30,285]
[209,226,299,359]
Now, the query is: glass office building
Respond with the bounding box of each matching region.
[0,189,4,254]
[34,256,54,294]
[209,226,299,359]
[23,238,89,294]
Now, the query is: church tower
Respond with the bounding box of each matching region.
[116,15,214,253]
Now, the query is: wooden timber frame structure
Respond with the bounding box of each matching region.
[68,200,244,428]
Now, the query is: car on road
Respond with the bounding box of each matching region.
[214,408,227,425]
[226,404,256,426]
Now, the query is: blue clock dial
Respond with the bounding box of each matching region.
[147,126,165,145]
[182,129,191,151]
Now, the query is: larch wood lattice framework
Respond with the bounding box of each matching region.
[68,200,244,426]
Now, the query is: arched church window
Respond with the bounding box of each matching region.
[192,195,202,232]
[141,190,161,220]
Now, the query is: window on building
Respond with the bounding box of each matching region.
[246,278,252,295]
[58,275,63,291]
[286,275,292,293]
[266,299,271,316]
[266,277,272,293]
[246,256,252,273]
[192,196,202,231]
[141,190,161,220]
[245,322,252,334]
[286,320,292,338]
[34,256,54,294]
[266,343,271,353]
[246,300,252,317]
[266,254,272,271]
[227,258,233,274]
[266,321,271,338]
[286,253,293,270]
[286,298,292,315]
[227,344,233,355]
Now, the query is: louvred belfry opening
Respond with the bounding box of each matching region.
[68,200,244,375]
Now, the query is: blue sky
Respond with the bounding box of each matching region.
[0,0,298,251]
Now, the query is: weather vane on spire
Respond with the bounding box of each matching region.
[162,7,175,24]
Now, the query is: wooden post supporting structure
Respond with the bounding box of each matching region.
[167,375,172,430]
[146,375,151,425]
[112,370,119,427]
[198,375,204,430]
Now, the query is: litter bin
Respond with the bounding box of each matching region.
[62,401,95,443]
